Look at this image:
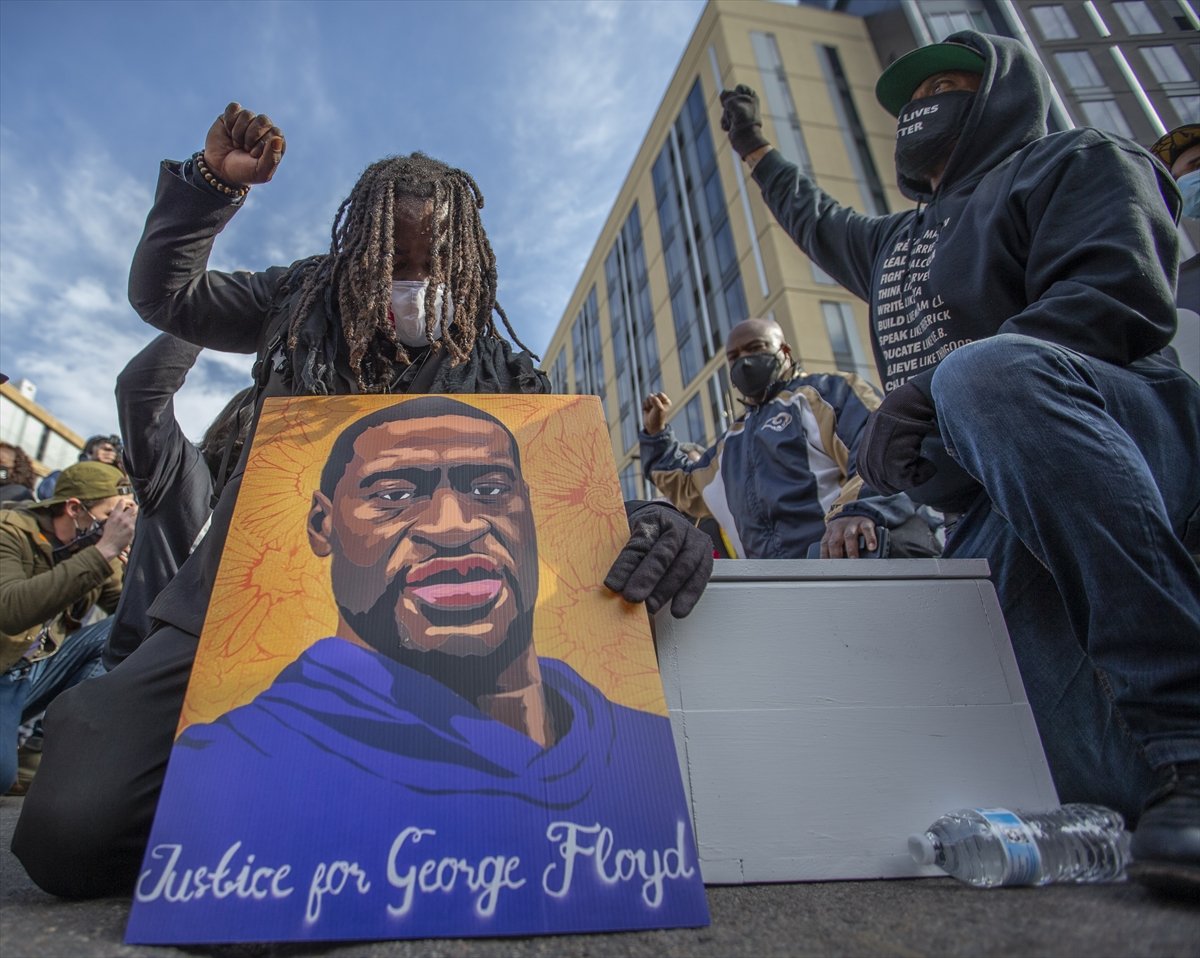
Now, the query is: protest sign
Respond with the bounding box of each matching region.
[126,395,709,944]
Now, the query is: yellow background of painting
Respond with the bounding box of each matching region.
[178,395,665,734]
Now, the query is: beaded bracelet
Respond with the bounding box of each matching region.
[192,151,250,199]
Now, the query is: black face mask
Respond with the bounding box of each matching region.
[894,90,975,186]
[730,351,784,401]
[51,511,103,564]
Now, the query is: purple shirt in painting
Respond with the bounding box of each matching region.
[127,637,709,944]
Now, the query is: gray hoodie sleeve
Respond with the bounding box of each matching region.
[751,149,906,302]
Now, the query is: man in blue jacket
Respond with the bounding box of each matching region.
[640,317,934,560]
[720,31,1199,890]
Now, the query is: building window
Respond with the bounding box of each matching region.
[1112,1,1163,34]
[666,394,708,447]
[1079,98,1135,137]
[1169,93,1200,124]
[811,262,839,285]
[821,301,873,380]
[547,350,568,394]
[817,44,889,216]
[713,219,738,277]
[608,203,662,456]
[671,287,705,383]
[0,401,24,446]
[571,285,606,416]
[1054,50,1107,91]
[1030,5,1078,40]
[708,367,734,437]
[1140,45,1193,86]
[654,77,749,391]
[619,461,643,501]
[750,32,814,176]
[925,8,990,38]
[41,431,79,471]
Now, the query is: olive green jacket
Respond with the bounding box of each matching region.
[0,504,123,672]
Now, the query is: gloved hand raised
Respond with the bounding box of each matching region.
[605,503,714,618]
[855,376,939,496]
[719,85,770,160]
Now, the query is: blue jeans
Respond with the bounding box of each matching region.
[931,335,1200,823]
[0,619,109,792]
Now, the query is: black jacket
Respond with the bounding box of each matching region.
[105,334,213,667]
[127,161,548,636]
[752,30,1181,395]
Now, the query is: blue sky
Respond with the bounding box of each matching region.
[0,0,706,442]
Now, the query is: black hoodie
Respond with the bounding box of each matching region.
[752,31,1182,394]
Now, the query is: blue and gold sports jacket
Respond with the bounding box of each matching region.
[639,370,917,559]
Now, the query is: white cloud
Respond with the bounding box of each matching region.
[60,277,127,317]
[171,370,253,444]
[0,141,250,441]
[482,0,705,354]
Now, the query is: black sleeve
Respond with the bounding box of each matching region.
[751,149,905,302]
[1009,137,1179,363]
[115,333,204,512]
[128,160,289,354]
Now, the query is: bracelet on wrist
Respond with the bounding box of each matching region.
[192,151,250,198]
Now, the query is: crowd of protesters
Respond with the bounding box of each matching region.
[1,420,136,795]
[0,27,1195,907]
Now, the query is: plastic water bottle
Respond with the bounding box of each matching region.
[908,804,1131,887]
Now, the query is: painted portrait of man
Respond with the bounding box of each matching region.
[127,396,709,944]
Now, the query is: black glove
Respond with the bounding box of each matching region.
[605,503,714,618]
[719,85,770,160]
[856,377,939,496]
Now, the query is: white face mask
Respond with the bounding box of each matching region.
[389,280,451,347]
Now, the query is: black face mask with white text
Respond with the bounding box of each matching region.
[894,90,975,188]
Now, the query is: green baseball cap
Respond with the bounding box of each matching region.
[32,461,131,509]
[876,41,986,117]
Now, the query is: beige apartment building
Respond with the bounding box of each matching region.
[541,0,912,499]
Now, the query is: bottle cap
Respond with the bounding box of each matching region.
[908,833,937,865]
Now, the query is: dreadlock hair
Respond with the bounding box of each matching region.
[286,152,535,392]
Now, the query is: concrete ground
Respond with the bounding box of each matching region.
[2,799,1197,958]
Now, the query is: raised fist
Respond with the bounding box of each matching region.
[642,392,672,436]
[719,85,769,161]
[203,102,286,187]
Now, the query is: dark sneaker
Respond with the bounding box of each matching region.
[1130,763,1200,898]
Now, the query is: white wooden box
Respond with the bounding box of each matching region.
[654,558,1059,883]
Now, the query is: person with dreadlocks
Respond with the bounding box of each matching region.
[12,102,714,898]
